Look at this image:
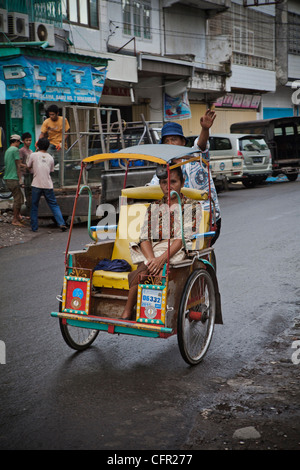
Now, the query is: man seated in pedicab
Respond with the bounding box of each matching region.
[148,110,221,245]
[120,166,202,320]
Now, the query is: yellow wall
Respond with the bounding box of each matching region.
[210,108,257,134]
[175,105,257,136]
[177,104,207,137]
[132,102,257,136]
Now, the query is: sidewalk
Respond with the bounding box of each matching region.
[0,202,59,248]
[183,313,300,450]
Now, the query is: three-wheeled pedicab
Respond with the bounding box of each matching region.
[51,144,222,365]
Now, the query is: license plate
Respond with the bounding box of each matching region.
[252,157,262,163]
[136,285,167,325]
[141,288,162,310]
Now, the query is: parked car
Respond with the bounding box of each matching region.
[186,134,243,191]
[208,133,272,188]
[230,117,300,181]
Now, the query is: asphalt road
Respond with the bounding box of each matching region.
[0,178,299,451]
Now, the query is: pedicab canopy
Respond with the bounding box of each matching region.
[82,144,201,166]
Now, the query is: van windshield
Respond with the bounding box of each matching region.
[239,137,268,151]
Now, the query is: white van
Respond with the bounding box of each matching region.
[209,134,272,188]
[186,135,243,191]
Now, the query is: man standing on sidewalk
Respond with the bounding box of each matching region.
[3,134,24,227]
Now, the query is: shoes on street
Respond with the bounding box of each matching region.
[59,225,67,232]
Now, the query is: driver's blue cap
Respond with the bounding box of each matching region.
[160,122,187,144]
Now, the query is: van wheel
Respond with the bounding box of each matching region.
[242,180,257,188]
[287,173,298,182]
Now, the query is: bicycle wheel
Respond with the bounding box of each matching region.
[59,319,99,351]
[58,298,99,350]
[0,178,12,199]
[177,269,216,365]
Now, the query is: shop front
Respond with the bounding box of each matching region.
[0,45,108,216]
[0,45,108,154]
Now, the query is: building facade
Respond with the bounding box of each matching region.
[0,0,298,148]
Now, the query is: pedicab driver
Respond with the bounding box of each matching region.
[149,110,221,245]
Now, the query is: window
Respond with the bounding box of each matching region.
[122,0,151,39]
[285,126,294,136]
[274,127,283,136]
[233,27,241,52]
[248,30,254,55]
[239,138,268,151]
[208,3,274,70]
[62,0,98,28]
[209,137,232,151]
[288,13,300,55]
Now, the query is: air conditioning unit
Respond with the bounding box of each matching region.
[8,12,29,37]
[30,22,55,47]
[0,9,8,34]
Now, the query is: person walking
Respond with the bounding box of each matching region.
[3,134,24,226]
[27,138,67,232]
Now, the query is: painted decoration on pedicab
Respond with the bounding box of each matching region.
[62,276,91,315]
[136,284,167,325]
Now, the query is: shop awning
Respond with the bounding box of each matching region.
[0,46,109,103]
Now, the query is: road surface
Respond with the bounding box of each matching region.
[0,178,299,451]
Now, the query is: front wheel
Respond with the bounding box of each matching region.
[59,319,99,351]
[177,269,216,365]
[58,297,99,350]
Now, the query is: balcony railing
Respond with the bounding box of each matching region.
[233,52,275,71]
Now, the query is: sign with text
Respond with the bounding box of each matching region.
[0,55,107,103]
[214,93,261,109]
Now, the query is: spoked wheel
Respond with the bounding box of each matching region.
[59,320,99,351]
[58,298,99,350]
[177,269,216,365]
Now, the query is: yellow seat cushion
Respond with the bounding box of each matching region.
[121,185,208,201]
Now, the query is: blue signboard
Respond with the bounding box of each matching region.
[0,55,107,103]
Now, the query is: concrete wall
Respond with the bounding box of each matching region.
[163,4,207,63]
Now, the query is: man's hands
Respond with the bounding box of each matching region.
[200,109,216,131]
[145,255,166,276]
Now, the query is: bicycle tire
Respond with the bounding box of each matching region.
[177,268,216,365]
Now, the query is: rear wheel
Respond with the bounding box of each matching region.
[177,269,216,365]
[287,173,298,182]
[242,179,257,188]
